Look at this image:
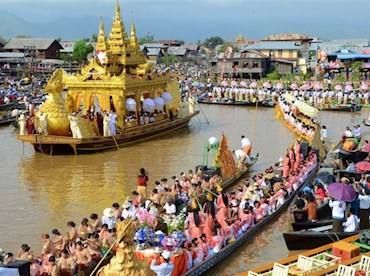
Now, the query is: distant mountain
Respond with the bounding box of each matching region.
[0,11,112,41]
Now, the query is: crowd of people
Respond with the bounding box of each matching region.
[0,141,318,276]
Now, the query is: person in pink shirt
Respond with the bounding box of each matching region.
[202,196,216,241]
[289,147,295,172]
[294,140,302,171]
[253,201,264,222]
[187,206,205,239]
[216,191,229,229]
[282,153,291,179]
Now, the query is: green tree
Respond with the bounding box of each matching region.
[91,34,98,42]
[73,39,93,62]
[177,40,185,45]
[139,33,155,44]
[161,54,177,65]
[202,36,224,50]
[217,42,237,54]
[266,69,280,80]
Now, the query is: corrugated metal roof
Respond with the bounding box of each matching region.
[183,44,199,51]
[244,41,302,50]
[167,47,187,56]
[217,49,268,60]
[147,48,163,56]
[3,38,63,50]
[142,43,168,48]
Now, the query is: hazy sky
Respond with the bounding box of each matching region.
[2,0,370,42]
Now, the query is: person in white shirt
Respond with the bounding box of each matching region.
[320,125,328,142]
[233,149,252,170]
[344,208,359,232]
[150,250,174,276]
[358,189,370,229]
[344,126,353,138]
[241,135,252,155]
[329,198,346,232]
[163,198,176,216]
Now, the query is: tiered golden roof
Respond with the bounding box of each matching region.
[51,1,181,132]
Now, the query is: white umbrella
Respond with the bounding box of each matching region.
[154,97,164,111]
[143,98,155,113]
[126,98,137,112]
[161,92,172,105]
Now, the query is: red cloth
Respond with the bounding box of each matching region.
[137,175,148,186]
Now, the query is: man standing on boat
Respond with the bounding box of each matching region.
[233,149,252,171]
[241,135,252,156]
[329,197,346,232]
[68,112,82,139]
[102,111,110,136]
[109,110,117,135]
[18,111,26,135]
[137,168,148,200]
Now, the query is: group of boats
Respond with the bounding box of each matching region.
[2,3,370,276]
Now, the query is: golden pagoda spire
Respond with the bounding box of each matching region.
[129,21,139,51]
[95,17,108,54]
[108,0,128,55]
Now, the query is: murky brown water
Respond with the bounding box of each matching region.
[0,104,369,275]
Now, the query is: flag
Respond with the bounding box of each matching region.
[95,49,107,64]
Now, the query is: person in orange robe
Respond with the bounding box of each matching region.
[289,147,295,172]
[202,199,216,241]
[188,207,205,239]
[294,140,302,171]
[282,153,291,179]
[216,191,229,229]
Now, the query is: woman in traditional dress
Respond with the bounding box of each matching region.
[77,218,90,240]
[202,193,216,240]
[294,140,302,171]
[51,229,63,257]
[57,249,75,276]
[187,203,205,239]
[282,153,291,179]
[216,189,229,229]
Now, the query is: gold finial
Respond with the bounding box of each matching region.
[216,184,223,193]
[99,16,105,35]
[191,198,198,210]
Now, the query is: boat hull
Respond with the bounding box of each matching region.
[0,117,16,127]
[283,230,358,250]
[291,220,332,231]
[18,111,199,154]
[320,105,363,112]
[197,97,275,108]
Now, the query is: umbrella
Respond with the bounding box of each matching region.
[327,182,356,202]
[316,171,335,184]
[356,161,370,173]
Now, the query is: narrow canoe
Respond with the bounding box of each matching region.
[196,97,275,108]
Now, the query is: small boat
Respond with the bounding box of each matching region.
[18,111,200,155]
[319,104,363,112]
[196,97,275,108]
[242,233,370,276]
[283,224,360,250]
[333,138,368,164]
[183,161,319,276]
[0,115,16,127]
[363,119,370,127]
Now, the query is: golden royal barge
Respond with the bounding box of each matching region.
[17,3,199,154]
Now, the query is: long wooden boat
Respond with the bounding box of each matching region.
[238,234,362,276]
[17,111,199,155]
[196,97,275,108]
[0,116,16,127]
[275,103,312,142]
[283,225,360,250]
[319,104,363,112]
[183,162,319,276]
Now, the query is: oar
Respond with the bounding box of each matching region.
[250,100,259,144]
[197,103,209,124]
[112,134,119,150]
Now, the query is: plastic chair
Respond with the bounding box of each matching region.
[271,263,289,276]
[336,264,356,276]
[359,255,370,271]
[297,255,314,271]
